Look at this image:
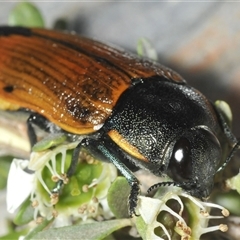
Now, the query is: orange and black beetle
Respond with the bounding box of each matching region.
[0,26,238,216]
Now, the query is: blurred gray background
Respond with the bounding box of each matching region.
[1,1,240,239]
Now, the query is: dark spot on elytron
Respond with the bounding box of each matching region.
[3,85,14,93]
[79,107,91,119]
[82,82,111,102]
[66,101,92,121]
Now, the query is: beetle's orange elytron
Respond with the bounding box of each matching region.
[0,27,183,134]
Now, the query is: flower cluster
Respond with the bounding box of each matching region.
[7,140,117,228]
[137,187,229,240]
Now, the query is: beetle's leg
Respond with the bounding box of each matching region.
[27,113,52,147]
[67,137,140,217]
[23,114,53,174]
[214,104,238,145]
[94,141,140,217]
[213,104,240,173]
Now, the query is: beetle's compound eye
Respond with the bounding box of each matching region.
[168,138,192,182]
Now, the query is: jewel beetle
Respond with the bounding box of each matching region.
[0,26,238,217]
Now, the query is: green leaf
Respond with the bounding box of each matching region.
[214,100,232,128]
[53,18,68,30]
[24,217,54,240]
[135,216,148,240]
[107,177,130,218]
[32,219,133,240]
[0,156,12,189]
[32,133,67,152]
[213,190,240,216]
[0,228,28,240]
[8,2,44,27]
[137,37,158,61]
[14,198,34,225]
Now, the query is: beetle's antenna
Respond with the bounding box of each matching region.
[147,181,176,194]
[216,140,240,173]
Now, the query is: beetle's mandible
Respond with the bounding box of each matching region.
[0,26,238,216]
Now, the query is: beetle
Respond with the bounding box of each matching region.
[0,26,238,217]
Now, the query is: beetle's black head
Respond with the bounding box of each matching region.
[164,125,222,198]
